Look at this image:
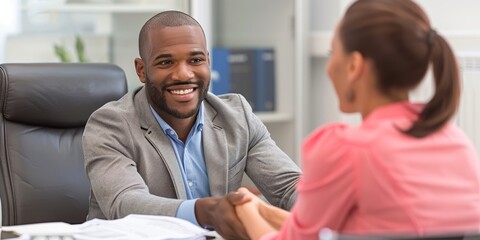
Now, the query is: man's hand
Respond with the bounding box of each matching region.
[195,192,250,239]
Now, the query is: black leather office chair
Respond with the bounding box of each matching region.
[0,63,127,225]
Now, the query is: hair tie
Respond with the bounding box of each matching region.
[427,29,438,45]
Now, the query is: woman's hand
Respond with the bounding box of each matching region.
[234,187,277,240]
[235,187,264,218]
[236,187,291,231]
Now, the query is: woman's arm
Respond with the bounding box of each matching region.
[235,187,292,239]
[236,199,277,240]
[260,204,291,230]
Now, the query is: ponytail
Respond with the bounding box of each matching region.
[404,31,460,138]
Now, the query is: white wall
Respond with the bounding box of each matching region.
[0,0,19,63]
[416,0,480,32]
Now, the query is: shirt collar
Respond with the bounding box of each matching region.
[363,101,423,125]
[149,103,204,135]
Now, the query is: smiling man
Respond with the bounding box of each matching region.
[82,11,301,239]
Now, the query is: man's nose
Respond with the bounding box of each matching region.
[172,63,194,80]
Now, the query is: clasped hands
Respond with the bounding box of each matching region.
[195,187,282,240]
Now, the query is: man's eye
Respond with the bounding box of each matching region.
[191,58,204,63]
[159,60,173,65]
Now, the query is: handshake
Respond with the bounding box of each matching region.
[195,187,289,240]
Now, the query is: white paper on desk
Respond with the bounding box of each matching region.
[1,222,80,236]
[74,214,210,240]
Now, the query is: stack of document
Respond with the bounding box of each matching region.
[74,214,211,240]
[1,214,213,240]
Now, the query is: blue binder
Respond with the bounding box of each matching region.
[210,48,230,95]
[210,47,276,112]
[254,48,276,112]
[229,49,256,109]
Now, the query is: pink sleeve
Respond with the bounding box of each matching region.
[270,123,358,240]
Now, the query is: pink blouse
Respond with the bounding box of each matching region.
[264,102,480,240]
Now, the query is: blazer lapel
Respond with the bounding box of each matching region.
[203,102,228,196]
[134,88,187,199]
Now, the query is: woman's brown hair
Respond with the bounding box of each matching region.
[340,0,460,138]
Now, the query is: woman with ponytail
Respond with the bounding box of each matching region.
[233,0,480,239]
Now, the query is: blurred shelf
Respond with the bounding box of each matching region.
[53,3,170,13]
[309,30,480,58]
[255,112,293,123]
[456,51,480,58]
[309,31,333,58]
[442,31,480,53]
[22,3,174,13]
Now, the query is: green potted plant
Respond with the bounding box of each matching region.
[54,36,88,63]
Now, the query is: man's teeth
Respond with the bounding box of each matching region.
[170,88,194,95]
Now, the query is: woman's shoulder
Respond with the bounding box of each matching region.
[302,123,356,165]
[302,122,357,150]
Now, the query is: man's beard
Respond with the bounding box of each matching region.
[145,77,209,119]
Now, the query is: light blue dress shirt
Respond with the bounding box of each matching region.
[150,104,211,226]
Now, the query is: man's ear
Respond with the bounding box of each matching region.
[347,51,365,84]
[134,57,146,83]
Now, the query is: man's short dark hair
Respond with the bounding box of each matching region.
[138,10,205,59]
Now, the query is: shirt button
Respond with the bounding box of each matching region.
[188,181,193,187]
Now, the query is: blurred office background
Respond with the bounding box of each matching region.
[0,0,479,162]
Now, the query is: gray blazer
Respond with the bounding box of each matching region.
[83,86,301,220]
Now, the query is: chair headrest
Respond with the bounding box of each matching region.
[0,63,128,128]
